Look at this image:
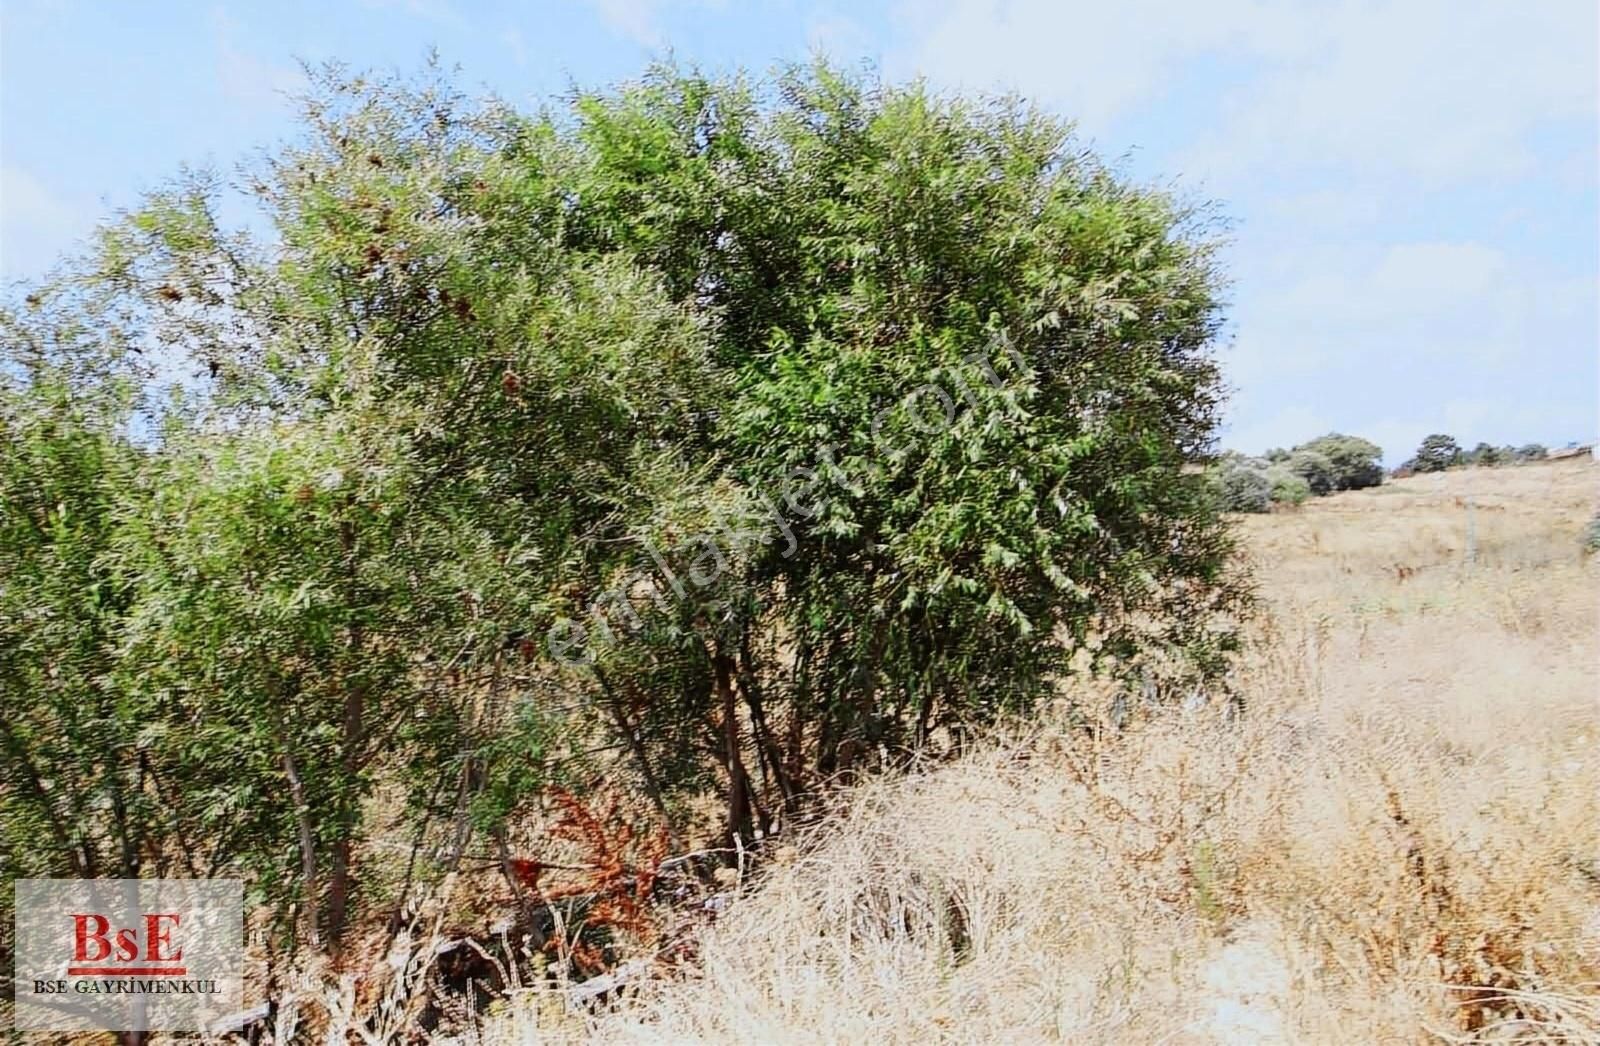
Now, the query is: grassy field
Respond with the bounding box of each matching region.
[485,459,1600,1043]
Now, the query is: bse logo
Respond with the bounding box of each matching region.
[13,880,241,1032]
[69,912,186,974]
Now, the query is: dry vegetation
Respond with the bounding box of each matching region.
[478,459,1600,1044]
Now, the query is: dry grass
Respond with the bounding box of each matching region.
[485,461,1600,1044]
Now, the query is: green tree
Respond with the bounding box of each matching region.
[1515,443,1547,462]
[1295,433,1383,490]
[1413,434,1462,472]
[1266,467,1311,507]
[0,364,151,885]
[1213,462,1272,513]
[1288,449,1337,496]
[1,60,1250,938]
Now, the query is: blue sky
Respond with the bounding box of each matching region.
[2,0,1595,461]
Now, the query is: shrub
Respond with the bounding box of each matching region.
[1295,433,1384,490]
[1288,449,1337,496]
[1412,434,1462,472]
[0,60,1250,939]
[1466,442,1506,467]
[1266,467,1310,507]
[1214,461,1273,513]
[1515,443,1547,462]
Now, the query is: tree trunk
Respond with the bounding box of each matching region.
[327,521,367,949]
[787,635,810,795]
[325,657,364,949]
[915,684,937,749]
[594,664,679,846]
[736,649,797,818]
[711,648,752,848]
[280,750,321,949]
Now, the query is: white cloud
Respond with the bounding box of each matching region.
[210,9,307,111]
[807,12,871,60]
[892,0,1596,184]
[583,1,740,54]
[1368,244,1506,304]
[887,0,1269,134]
[1253,188,1383,237]
[1231,241,1583,378]
[502,26,529,67]
[1186,3,1595,186]
[356,0,463,25]
[889,0,1203,134]
[589,0,664,48]
[0,165,95,280]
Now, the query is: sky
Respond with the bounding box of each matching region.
[1,0,1596,462]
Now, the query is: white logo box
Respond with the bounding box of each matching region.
[13,879,243,1032]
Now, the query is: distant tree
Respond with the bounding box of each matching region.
[1266,467,1310,507]
[1214,461,1272,513]
[1295,433,1384,490]
[1515,443,1547,462]
[1413,434,1462,472]
[1263,447,1290,464]
[1288,449,1337,495]
[1467,441,1505,467]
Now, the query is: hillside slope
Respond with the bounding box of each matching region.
[493,461,1600,1043]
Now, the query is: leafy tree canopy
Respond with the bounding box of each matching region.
[1293,433,1383,490]
[1413,433,1463,472]
[1,60,1248,947]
